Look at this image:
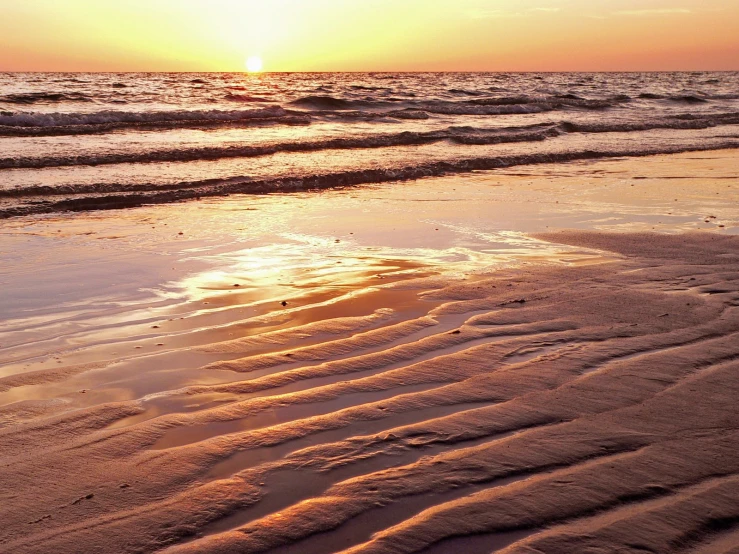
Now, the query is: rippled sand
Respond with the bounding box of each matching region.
[0,151,738,553]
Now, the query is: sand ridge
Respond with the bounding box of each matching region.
[0,231,738,553]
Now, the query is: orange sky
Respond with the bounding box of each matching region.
[1,0,737,72]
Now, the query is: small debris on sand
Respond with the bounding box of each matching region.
[72,494,94,505]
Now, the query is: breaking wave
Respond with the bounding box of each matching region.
[5,114,738,170]
[0,107,312,136]
[3,141,738,218]
[0,106,289,127]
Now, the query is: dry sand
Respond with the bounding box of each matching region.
[0,151,738,553]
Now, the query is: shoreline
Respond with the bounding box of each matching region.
[3,142,739,219]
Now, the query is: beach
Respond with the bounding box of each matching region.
[1,148,738,553]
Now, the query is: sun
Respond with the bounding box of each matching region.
[246,56,263,73]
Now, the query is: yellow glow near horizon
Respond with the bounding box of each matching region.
[0,0,737,72]
[246,56,263,73]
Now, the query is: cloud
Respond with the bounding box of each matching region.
[614,8,692,16]
[467,9,523,19]
[467,6,560,19]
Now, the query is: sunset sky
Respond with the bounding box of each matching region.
[1,0,737,72]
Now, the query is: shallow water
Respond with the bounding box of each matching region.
[1,71,738,216]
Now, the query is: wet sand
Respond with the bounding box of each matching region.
[0,150,738,553]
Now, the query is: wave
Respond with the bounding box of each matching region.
[287,94,632,116]
[464,95,539,106]
[467,95,629,109]
[0,106,288,127]
[669,94,709,103]
[637,93,739,103]
[0,125,559,170]
[2,141,738,218]
[350,85,390,91]
[0,92,94,104]
[4,114,739,170]
[560,111,739,133]
[448,88,488,96]
[225,93,274,103]
[2,90,730,138]
[414,95,630,116]
[289,95,377,110]
[386,109,430,120]
[418,102,553,115]
[0,107,311,136]
[0,107,438,136]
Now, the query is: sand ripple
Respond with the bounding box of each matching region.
[1,232,738,553]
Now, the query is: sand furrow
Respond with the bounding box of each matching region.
[499,474,739,554]
[2,232,738,553]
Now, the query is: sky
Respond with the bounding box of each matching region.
[1,0,737,72]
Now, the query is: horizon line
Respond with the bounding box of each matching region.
[2,69,738,74]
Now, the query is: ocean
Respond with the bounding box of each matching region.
[1,71,738,218]
[3,72,739,553]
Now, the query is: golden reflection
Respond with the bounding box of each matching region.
[175,241,431,311]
